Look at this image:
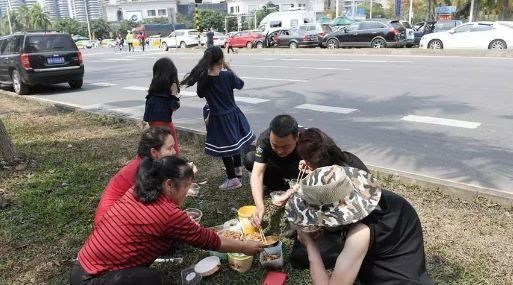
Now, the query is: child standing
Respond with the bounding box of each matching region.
[181,46,254,190]
[143,57,181,155]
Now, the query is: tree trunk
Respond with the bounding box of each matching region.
[0,118,16,163]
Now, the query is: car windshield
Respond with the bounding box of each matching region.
[402,22,413,29]
[435,21,461,32]
[25,35,76,52]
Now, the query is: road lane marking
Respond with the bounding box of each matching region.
[235,97,269,104]
[277,58,411,63]
[295,104,357,114]
[232,64,352,71]
[240,76,307,82]
[123,86,147,91]
[180,90,197,97]
[104,58,137,61]
[401,115,481,129]
[88,82,117,87]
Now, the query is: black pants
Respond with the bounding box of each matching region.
[244,150,299,194]
[128,43,133,52]
[222,154,242,179]
[226,46,235,53]
[70,262,161,285]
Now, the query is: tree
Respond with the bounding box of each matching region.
[0,119,16,164]
[17,5,31,30]
[144,17,169,24]
[0,10,22,35]
[198,9,225,32]
[54,18,86,35]
[363,2,388,19]
[90,19,112,39]
[113,20,136,37]
[176,13,193,29]
[29,3,51,31]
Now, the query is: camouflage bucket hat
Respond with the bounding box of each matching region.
[285,165,381,228]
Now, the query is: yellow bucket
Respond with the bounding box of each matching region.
[237,205,257,235]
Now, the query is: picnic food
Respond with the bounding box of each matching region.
[218,230,243,240]
[244,232,262,241]
[262,235,279,246]
[227,253,253,273]
[262,254,281,262]
[184,208,202,223]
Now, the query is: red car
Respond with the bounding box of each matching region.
[225,31,264,48]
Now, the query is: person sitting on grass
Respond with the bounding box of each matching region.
[94,126,176,226]
[285,165,433,285]
[72,156,263,285]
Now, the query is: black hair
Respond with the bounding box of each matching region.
[180,46,225,97]
[269,114,299,138]
[148,57,180,95]
[134,156,194,204]
[297,128,348,169]
[137,127,172,158]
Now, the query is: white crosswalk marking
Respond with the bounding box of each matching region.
[401,115,481,129]
[232,64,352,71]
[123,86,147,91]
[235,97,269,104]
[240,76,307,82]
[295,104,357,114]
[89,82,117,87]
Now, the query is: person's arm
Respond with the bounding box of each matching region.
[250,162,267,227]
[218,237,263,256]
[230,71,244,90]
[300,223,370,285]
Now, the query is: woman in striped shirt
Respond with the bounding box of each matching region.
[71,156,263,285]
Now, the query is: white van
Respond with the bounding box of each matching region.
[258,10,315,35]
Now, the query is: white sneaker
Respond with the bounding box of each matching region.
[219,178,242,190]
[235,166,243,177]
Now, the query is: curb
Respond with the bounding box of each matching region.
[2,91,512,209]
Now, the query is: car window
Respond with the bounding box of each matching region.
[472,24,493,32]
[188,31,199,36]
[348,22,359,31]
[401,22,413,29]
[435,21,459,32]
[390,21,404,30]
[453,24,473,33]
[0,38,10,55]
[25,35,76,53]
[175,31,184,36]
[321,24,332,33]
[291,19,299,28]
[270,21,281,28]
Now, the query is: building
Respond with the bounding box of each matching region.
[104,0,178,22]
[177,2,227,19]
[226,0,324,15]
[0,0,103,22]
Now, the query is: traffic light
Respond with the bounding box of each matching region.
[195,6,200,31]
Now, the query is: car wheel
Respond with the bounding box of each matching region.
[289,42,298,49]
[246,42,253,49]
[327,38,339,49]
[371,38,386,48]
[69,79,83,89]
[489,39,507,50]
[180,41,187,49]
[428,39,443,49]
[162,42,168,51]
[11,70,29,95]
[256,42,264,48]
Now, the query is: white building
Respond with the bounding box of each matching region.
[104,0,178,22]
[226,0,324,15]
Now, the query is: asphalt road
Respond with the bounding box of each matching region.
[23,48,513,194]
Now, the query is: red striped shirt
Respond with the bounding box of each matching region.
[94,156,141,226]
[79,188,221,275]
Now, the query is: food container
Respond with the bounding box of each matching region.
[237,205,257,235]
[223,219,243,233]
[194,256,221,277]
[270,191,286,206]
[288,179,299,189]
[187,183,200,197]
[181,267,202,285]
[209,229,244,260]
[227,253,254,273]
[259,241,283,269]
[262,235,280,247]
[185,208,202,224]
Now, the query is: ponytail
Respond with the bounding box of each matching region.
[134,156,194,204]
[181,46,224,98]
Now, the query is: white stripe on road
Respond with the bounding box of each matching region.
[240,76,307,82]
[123,86,147,91]
[401,115,481,129]
[235,97,269,104]
[88,82,118,87]
[295,104,358,114]
[104,58,137,61]
[232,64,352,71]
[276,59,411,63]
[180,90,197,97]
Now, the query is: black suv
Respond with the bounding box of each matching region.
[0,32,84,95]
[321,20,406,49]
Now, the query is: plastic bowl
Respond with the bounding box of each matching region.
[262,235,280,247]
[187,183,200,197]
[270,191,286,206]
[185,208,203,224]
[227,253,254,273]
[259,241,283,269]
[194,256,221,277]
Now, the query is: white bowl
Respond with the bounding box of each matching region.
[194,256,221,277]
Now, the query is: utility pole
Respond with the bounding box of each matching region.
[84,0,92,39]
[6,0,13,34]
[352,0,356,19]
[370,0,373,19]
[469,0,475,22]
[336,0,339,17]
[408,0,413,24]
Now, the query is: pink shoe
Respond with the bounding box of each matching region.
[219,178,242,190]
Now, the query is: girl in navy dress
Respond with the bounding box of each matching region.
[182,46,255,190]
[143,58,181,154]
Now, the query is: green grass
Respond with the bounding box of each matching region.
[1,93,512,285]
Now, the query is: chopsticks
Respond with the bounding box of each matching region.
[296,168,306,182]
[258,227,267,244]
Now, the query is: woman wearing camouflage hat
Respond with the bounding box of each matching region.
[285,165,433,285]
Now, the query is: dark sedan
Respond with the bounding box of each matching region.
[272,29,319,48]
[321,20,406,48]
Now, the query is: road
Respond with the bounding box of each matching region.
[24,48,513,194]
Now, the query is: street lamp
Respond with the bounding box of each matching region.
[83,0,92,39]
[6,0,13,34]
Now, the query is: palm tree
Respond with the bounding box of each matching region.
[17,5,31,30]
[29,4,51,31]
[0,10,22,35]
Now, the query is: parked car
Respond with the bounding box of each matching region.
[400,21,415,47]
[225,31,265,48]
[413,20,463,46]
[160,29,199,50]
[258,10,315,34]
[270,29,319,48]
[299,23,332,38]
[0,32,84,95]
[321,20,406,48]
[200,32,226,47]
[419,21,513,49]
[497,21,513,29]
[101,39,116,48]
[433,20,463,33]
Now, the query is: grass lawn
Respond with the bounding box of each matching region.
[1,93,512,285]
